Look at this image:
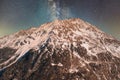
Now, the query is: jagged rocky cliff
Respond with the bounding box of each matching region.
[0,18,120,80]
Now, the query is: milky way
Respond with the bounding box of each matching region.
[48,0,71,20]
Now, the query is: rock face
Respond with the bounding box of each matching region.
[0,18,120,80]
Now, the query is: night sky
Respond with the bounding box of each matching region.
[0,0,120,39]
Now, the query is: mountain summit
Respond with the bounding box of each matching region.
[0,18,120,80]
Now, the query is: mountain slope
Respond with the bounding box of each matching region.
[0,18,120,80]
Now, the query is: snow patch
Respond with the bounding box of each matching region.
[51,63,63,67]
[69,68,79,73]
[62,42,69,48]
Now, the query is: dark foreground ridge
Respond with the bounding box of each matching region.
[0,18,120,80]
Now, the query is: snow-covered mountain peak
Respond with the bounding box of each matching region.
[0,18,120,80]
[0,18,119,56]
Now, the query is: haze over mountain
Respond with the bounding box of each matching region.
[0,18,120,80]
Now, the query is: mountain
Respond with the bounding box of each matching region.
[0,18,120,80]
